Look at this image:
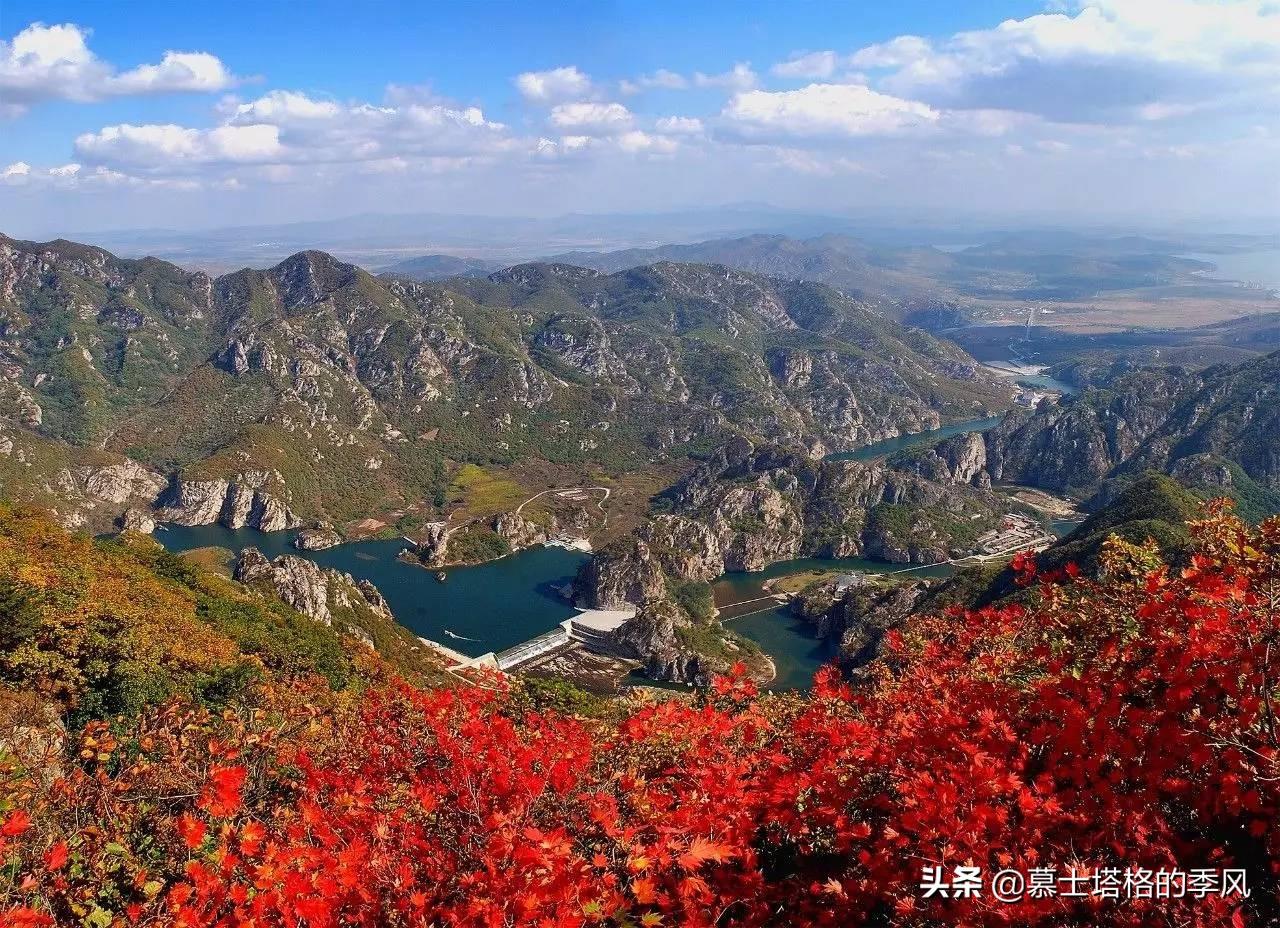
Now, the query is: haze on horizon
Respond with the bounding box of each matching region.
[1,0,1278,240]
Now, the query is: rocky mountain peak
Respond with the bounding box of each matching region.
[268,250,362,310]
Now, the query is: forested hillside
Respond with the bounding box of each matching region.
[0,236,1010,532]
[1,500,1276,926]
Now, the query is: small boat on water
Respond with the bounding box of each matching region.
[435,571,447,582]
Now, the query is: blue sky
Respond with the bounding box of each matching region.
[1,1,1277,235]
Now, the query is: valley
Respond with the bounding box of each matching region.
[2,230,1279,691]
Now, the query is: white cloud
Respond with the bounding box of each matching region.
[654,116,704,135]
[73,90,511,177]
[548,101,632,134]
[48,163,81,177]
[848,35,933,70]
[615,131,678,154]
[514,66,592,103]
[848,0,1280,123]
[228,90,342,123]
[693,63,758,91]
[722,83,939,140]
[619,69,688,94]
[0,22,236,114]
[535,129,678,159]
[108,51,233,95]
[772,51,840,80]
[75,123,284,167]
[2,161,30,178]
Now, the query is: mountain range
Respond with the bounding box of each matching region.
[0,233,1012,534]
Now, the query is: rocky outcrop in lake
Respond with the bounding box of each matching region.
[294,522,342,550]
[792,575,932,670]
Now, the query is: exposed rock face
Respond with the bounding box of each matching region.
[117,508,156,534]
[73,461,167,506]
[577,539,671,609]
[417,522,451,568]
[492,512,549,551]
[157,476,300,531]
[611,600,721,686]
[793,576,932,668]
[233,546,393,627]
[942,353,1280,509]
[578,437,1015,608]
[294,522,342,551]
[356,580,393,621]
[894,431,992,488]
[235,548,334,623]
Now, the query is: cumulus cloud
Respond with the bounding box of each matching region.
[619,69,688,94]
[514,66,592,103]
[2,161,30,178]
[693,63,758,91]
[75,124,284,167]
[722,83,939,140]
[536,130,677,159]
[0,22,236,114]
[548,101,632,133]
[73,90,510,177]
[848,0,1280,123]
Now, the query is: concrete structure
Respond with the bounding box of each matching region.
[457,606,639,673]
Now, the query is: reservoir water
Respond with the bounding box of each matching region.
[1180,250,1280,293]
[824,417,1002,462]
[158,523,589,655]
[157,412,1055,690]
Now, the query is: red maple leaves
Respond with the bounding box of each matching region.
[2,504,1278,926]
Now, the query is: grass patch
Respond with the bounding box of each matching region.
[448,464,526,515]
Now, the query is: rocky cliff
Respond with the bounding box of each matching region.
[612,600,723,686]
[792,575,932,669]
[927,353,1280,520]
[233,547,394,644]
[578,436,1016,609]
[156,474,300,531]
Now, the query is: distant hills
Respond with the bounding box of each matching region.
[544,232,1236,304]
[0,233,1012,532]
[380,254,505,280]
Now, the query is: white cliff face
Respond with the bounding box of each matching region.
[117,508,157,534]
[293,522,342,550]
[156,477,300,531]
[75,461,168,505]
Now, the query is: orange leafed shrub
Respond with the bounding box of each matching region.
[1,503,1278,927]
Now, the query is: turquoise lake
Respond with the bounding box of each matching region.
[158,411,1072,690]
[158,523,589,656]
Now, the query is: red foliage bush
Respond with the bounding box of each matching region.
[2,505,1277,926]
